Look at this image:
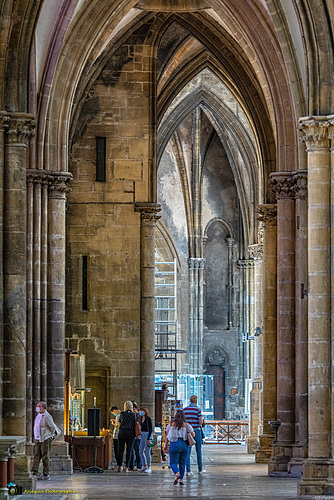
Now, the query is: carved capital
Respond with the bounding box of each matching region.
[26,169,49,186]
[248,244,264,261]
[269,173,295,199]
[48,171,73,197]
[238,259,254,269]
[188,257,205,269]
[299,116,330,149]
[293,170,307,199]
[5,113,35,144]
[257,204,277,225]
[134,202,161,223]
[270,170,307,200]
[226,237,234,247]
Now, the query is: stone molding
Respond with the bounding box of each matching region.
[0,112,35,143]
[257,204,277,225]
[206,348,225,365]
[134,202,162,223]
[188,257,205,269]
[248,244,264,261]
[269,170,307,200]
[237,259,254,269]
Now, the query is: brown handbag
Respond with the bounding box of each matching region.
[135,420,142,437]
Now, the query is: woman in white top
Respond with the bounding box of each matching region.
[164,409,195,485]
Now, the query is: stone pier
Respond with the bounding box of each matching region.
[255,204,277,463]
[135,202,161,418]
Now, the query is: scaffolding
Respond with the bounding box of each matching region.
[154,259,182,398]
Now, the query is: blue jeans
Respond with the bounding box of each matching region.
[169,439,189,479]
[131,438,142,469]
[139,431,151,467]
[186,428,202,472]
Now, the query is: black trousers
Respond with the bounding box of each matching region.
[117,429,135,468]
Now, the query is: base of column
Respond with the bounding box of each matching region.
[0,487,9,500]
[50,441,73,474]
[298,458,334,497]
[288,443,308,478]
[255,433,274,463]
[14,454,36,491]
[269,442,308,478]
[246,435,258,454]
[268,443,292,476]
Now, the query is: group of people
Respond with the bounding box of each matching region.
[31,395,205,485]
[164,395,205,485]
[110,400,153,473]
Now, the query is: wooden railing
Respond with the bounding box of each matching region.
[203,420,249,444]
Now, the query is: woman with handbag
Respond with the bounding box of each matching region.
[117,401,136,472]
[163,410,195,485]
[138,406,153,474]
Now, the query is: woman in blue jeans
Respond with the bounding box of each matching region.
[163,410,195,485]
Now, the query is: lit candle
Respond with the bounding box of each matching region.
[94,397,96,407]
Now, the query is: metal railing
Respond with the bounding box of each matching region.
[204,420,249,445]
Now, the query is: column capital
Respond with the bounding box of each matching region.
[238,259,254,269]
[269,170,307,200]
[248,244,264,261]
[257,204,277,226]
[26,169,49,186]
[226,237,234,247]
[298,116,330,149]
[188,257,205,269]
[269,172,295,199]
[48,171,73,198]
[4,112,35,144]
[293,169,307,199]
[134,202,161,223]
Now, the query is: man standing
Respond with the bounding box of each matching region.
[31,401,60,479]
[183,395,206,475]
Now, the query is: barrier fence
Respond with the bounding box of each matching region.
[203,420,249,444]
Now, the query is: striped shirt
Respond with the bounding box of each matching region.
[183,403,203,430]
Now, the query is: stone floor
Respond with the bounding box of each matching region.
[18,445,300,499]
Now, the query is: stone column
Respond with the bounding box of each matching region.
[268,173,296,476]
[134,202,161,418]
[290,170,308,477]
[0,114,6,435]
[298,117,334,496]
[48,171,73,474]
[26,170,49,450]
[188,257,205,374]
[255,204,277,463]
[246,244,263,454]
[3,114,34,436]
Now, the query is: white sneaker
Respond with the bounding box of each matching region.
[144,467,152,474]
[186,471,193,476]
[139,466,147,472]
[198,469,206,474]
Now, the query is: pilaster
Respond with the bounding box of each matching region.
[134,202,161,418]
[298,116,334,497]
[255,204,277,464]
